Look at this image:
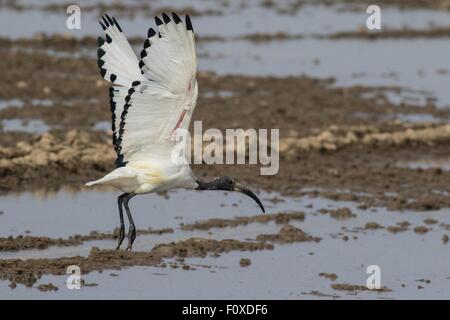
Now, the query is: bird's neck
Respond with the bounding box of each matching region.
[195,178,221,190]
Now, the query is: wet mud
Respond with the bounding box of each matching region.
[1,49,450,211]
[0,227,173,252]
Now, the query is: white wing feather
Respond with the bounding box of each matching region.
[97,13,197,167]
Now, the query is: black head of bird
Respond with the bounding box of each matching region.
[196,176,265,213]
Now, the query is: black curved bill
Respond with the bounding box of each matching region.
[234,183,265,213]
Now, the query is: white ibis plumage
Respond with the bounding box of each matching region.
[86,13,265,251]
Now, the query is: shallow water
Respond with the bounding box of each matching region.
[399,159,450,171]
[1,189,450,299]
[3,3,450,109]
[201,38,450,107]
[0,99,24,111]
[4,2,450,39]
[1,119,50,133]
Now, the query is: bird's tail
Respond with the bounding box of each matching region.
[85,179,102,187]
[85,175,114,187]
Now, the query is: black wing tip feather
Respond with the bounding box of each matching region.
[155,16,163,26]
[102,16,110,27]
[97,59,105,68]
[148,28,156,38]
[112,17,122,32]
[97,48,105,58]
[185,15,193,31]
[97,36,105,47]
[172,12,182,24]
[105,33,112,43]
[162,12,171,24]
[104,13,114,25]
[99,14,123,32]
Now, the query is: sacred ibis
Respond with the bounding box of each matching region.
[86,13,265,251]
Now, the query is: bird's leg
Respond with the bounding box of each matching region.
[123,193,137,251]
[116,194,126,250]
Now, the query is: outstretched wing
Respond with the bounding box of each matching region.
[97,13,197,167]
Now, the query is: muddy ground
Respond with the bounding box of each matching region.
[1,47,450,211]
[0,212,318,288]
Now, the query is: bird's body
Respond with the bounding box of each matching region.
[86,161,196,194]
[86,13,264,251]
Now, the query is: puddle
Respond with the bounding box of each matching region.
[92,121,111,132]
[199,38,450,107]
[0,189,294,238]
[1,189,450,298]
[399,159,450,171]
[0,99,24,111]
[1,119,50,133]
[393,113,445,124]
[201,90,235,98]
[361,89,434,108]
[32,99,54,107]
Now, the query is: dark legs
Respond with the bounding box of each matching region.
[123,193,136,251]
[116,193,136,251]
[116,194,126,250]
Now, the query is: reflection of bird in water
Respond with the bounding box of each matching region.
[86,13,265,251]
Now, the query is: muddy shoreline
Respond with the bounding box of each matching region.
[1,47,450,211]
[0,211,325,288]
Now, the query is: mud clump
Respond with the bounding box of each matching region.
[0,130,115,191]
[327,208,356,220]
[180,212,305,231]
[387,221,411,234]
[280,124,450,155]
[414,226,429,234]
[36,283,58,292]
[256,224,321,244]
[424,218,438,225]
[0,227,173,252]
[364,222,384,230]
[319,272,338,281]
[151,238,273,259]
[240,258,252,267]
[0,235,82,252]
[327,27,450,40]
[0,247,163,288]
[331,283,392,293]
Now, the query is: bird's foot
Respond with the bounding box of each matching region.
[126,226,136,251]
[115,224,125,250]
